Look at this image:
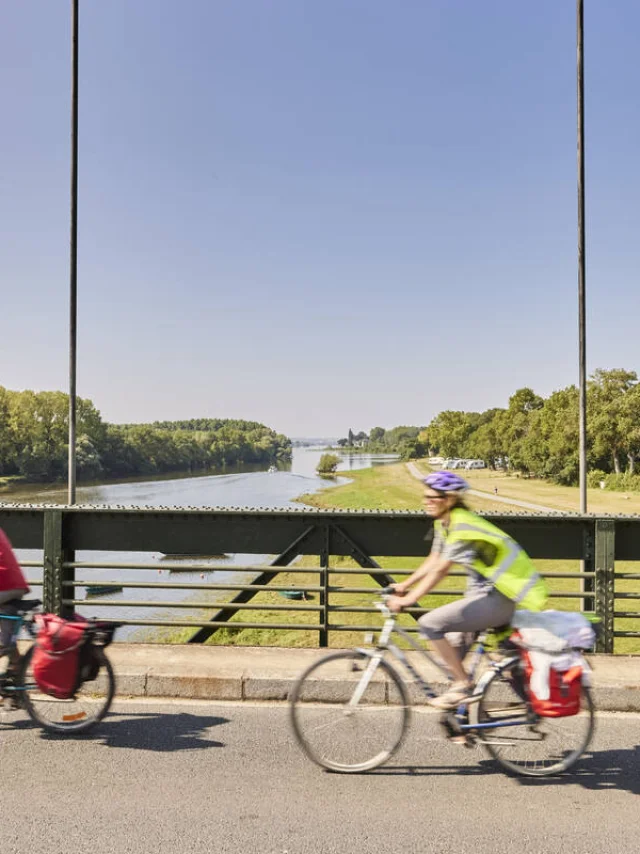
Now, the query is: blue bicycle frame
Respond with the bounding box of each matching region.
[0,613,35,699]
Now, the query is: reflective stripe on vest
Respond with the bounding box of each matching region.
[449,522,522,584]
[513,572,544,604]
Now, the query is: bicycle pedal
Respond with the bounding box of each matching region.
[449,734,475,749]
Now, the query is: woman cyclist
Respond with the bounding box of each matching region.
[387,471,547,709]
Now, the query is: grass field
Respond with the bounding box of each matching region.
[156,459,639,653]
[412,463,640,515]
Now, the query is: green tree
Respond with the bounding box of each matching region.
[425,411,473,458]
[589,369,638,474]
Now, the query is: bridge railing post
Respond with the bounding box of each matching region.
[43,510,63,615]
[43,509,74,618]
[319,526,330,648]
[594,519,615,653]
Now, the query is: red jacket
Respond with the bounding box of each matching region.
[0,528,30,593]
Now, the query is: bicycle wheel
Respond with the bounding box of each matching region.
[289,649,410,773]
[19,645,116,735]
[474,660,595,777]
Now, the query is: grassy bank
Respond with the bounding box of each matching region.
[0,475,28,493]
[412,463,640,515]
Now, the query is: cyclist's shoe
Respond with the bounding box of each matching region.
[4,693,23,711]
[1,673,23,710]
[429,681,476,710]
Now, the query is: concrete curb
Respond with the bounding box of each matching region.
[105,645,640,712]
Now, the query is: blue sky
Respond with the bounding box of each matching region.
[2,1,639,437]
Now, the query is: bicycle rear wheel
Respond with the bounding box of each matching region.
[289,649,410,773]
[475,661,595,777]
[19,645,116,735]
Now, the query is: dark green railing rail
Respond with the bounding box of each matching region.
[1,504,638,652]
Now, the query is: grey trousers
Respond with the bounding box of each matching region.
[418,588,515,658]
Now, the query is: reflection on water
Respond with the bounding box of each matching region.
[6,448,400,638]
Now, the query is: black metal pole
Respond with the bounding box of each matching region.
[68,0,79,504]
[577,0,587,514]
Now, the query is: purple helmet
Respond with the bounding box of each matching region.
[423,470,469,494]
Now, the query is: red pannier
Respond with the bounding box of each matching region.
[32,614,89,699]
[520,648,583,718]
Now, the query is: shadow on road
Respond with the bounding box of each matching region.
[512,746,640,795]
[366,746,640,795]
[37,711,230,752]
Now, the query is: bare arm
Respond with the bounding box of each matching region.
[388,555,454,611]
[393,551,440,593]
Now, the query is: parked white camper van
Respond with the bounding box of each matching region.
[464,460,486,470]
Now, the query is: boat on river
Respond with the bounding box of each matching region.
[85,584,124,597]
[160,554,229,561]
[279,589,311,601]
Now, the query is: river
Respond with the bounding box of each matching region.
[5,448,399,638]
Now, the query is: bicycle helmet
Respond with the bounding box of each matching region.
[423,471,470,494]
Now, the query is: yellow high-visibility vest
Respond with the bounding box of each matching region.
[435,507,548,611]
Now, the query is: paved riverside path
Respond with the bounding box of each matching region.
[1,700,639,854]
[405,462,559,513]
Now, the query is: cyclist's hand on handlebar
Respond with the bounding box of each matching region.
[387,595,411,613]
[383,582,406,596]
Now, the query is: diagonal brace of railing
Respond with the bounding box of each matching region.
[188,525,318,643]
[329,524,424,624]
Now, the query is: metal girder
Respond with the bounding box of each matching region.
[1,505,609,559]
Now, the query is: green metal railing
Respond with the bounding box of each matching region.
[1,504,638,652]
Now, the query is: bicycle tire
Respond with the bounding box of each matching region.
[19,645,116,735]
[474,659,595,777]
[289,649,410,773]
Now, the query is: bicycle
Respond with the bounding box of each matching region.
[0,598,118,734]
[289,591,595,777]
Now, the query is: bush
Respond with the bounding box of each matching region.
[587,470,640,492]
[587,469,608,489]
[317,453,341,474]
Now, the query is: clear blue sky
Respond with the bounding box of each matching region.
[2,1,639,437]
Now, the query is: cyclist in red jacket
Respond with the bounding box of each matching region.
[0,527,30,675]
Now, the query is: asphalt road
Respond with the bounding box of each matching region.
[1,701,638,854]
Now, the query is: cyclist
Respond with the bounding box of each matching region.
[387,471,547,709]
[0,527,30,678]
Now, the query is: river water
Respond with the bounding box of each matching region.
[6,449,399,637]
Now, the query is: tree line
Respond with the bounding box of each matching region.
[420,369,640,487]
[337,425,426,459]
[0,387,292,483]
[337,369,640,489]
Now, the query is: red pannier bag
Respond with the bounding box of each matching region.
[32,613,89,699]
[520,648,583,718]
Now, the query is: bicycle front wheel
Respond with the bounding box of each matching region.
[19,646,116,735]
[289,649,410,773]
[475,661,595,777]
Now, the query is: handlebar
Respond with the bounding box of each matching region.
[375,587,396,616]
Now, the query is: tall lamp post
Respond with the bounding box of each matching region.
[68,0,79,504]
[577,0,587,514]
